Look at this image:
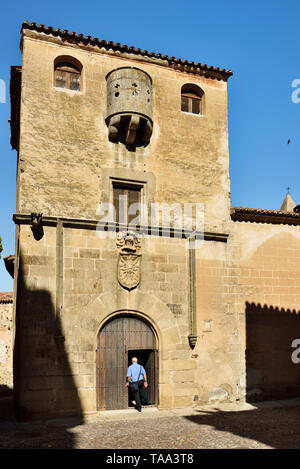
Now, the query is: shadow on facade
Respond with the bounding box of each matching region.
[10,254,84,448]
[0,386,14,422]
[245,301,300,402]
[182,302,300,449]
[184,404,300,448]
[0,384,13,397]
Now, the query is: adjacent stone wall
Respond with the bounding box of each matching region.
[0,294,13,392]
[229,222,300,401]
[194,237,244,404]
[191,221,300,405]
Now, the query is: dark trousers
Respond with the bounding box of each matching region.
[130,379,149,408]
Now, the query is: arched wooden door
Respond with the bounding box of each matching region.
[96,314,158,410]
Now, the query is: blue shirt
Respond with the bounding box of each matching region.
[126,363,146,382]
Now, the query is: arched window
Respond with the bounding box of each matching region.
[54,56,82,91]
[181,84,204,115]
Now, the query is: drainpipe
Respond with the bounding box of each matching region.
[55,219,65,344]
[188,237,197,348]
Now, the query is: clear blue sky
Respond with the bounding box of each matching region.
[1,0,300,291]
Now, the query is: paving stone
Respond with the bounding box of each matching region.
[1,400,300,449]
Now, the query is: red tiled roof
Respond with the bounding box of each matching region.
[21,21,233,81]
[0,292,13,303]
[231,206,300,225]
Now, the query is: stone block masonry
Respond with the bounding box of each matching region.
[0,293,13,392]
[11,21,300,420]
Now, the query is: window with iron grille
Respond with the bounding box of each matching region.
[54,63,81,91]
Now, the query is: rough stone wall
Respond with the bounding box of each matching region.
[17,216,300,416]
[230,222,300,401]
[63,228,193,411]
[14,28,283,420]
[0,300,13,390]
[14,30,300,420]
[192,221,300,404]
[194,238,243,404]
[16,223,196,418]
[17,30,230,233]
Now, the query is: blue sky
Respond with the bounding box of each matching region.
[1,0,300,291]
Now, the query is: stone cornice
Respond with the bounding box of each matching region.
[13,213,229,243]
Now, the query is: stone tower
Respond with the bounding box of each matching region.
[10,21,235,420]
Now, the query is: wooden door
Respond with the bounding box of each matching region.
[96,314,157,410]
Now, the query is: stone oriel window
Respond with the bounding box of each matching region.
[181,84,204,115]
[113,183,142,225]
[54,56,82,91]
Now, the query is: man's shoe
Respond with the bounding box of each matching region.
[137,407,142,412]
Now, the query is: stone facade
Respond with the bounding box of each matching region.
[0,293,13,392]
[9,22,300,420]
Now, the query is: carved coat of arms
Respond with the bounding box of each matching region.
[116,232,142,290]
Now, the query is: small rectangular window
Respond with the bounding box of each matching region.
[113,184,141,225]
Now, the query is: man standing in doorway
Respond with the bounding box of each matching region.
[126,357,149,412]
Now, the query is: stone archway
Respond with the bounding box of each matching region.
[96,313,158,410]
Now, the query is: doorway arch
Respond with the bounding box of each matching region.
[96,313,158,410]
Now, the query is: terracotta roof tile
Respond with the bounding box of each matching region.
[21,21,233,81]
[0,292,13,303]
[231,206,300,225]
[232,206,300,216]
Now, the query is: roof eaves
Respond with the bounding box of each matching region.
[0,293,13,304]
[21,21,233,81]
[231,206,300,225]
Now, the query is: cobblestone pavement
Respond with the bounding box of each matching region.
[1,399,300,449]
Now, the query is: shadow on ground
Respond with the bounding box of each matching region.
[2,401,300,448]
[0,252,84,449]
[184,403,300,449]
[0,393,83,449]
